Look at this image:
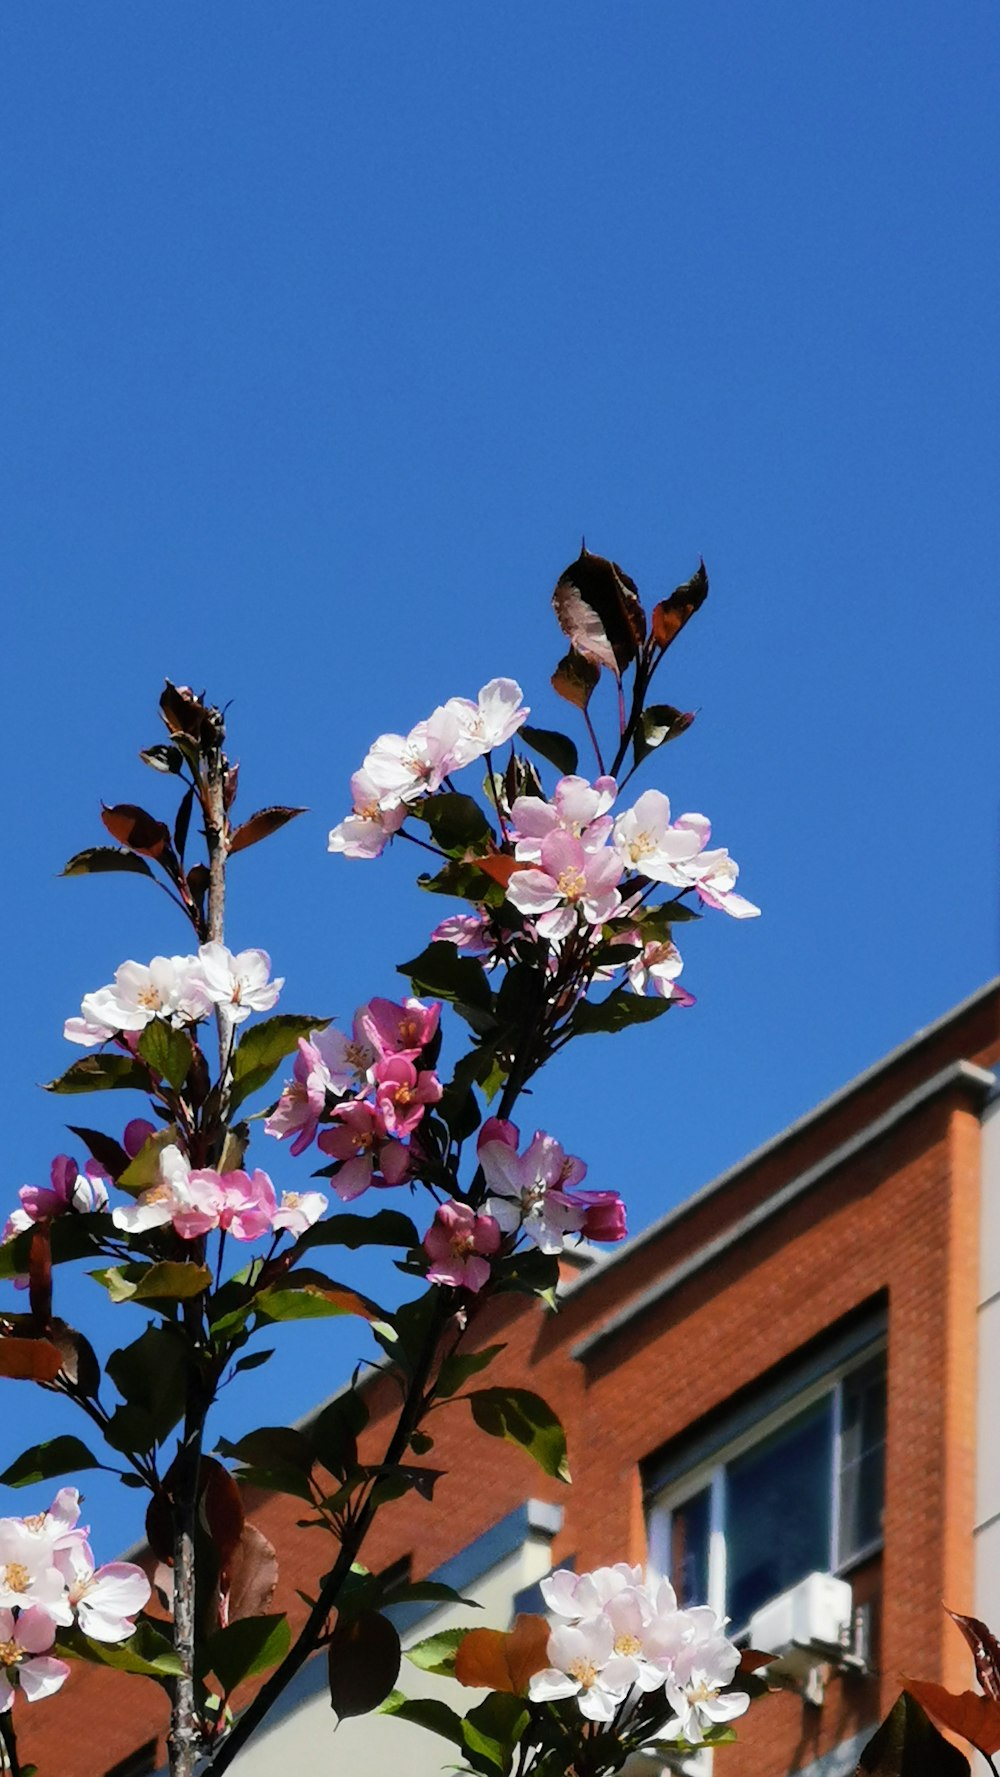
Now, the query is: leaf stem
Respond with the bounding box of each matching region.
[0,1711,20,1777]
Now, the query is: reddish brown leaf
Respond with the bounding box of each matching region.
[650,560,709,652]
[948,1610,1000,1703]
[46,1320,100,1396]
[552,548,645,675]
[476,854,525,889]
[101,803,173,860]
[455,1614,550,1695]
[738,1647,777,1675]
[0,1337,64,1382]
[906,1679,1000,1757]
[328,1609,401,1718]
[224,1523,279,1624]
[228,806,306,856]
[202,1458,245,1571]
[28,1226,52,1327]
[551,649,600,710]
[159,681,209,742]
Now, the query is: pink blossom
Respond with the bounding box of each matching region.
[0,1606,69,1711]
[362,703,464,807]
[55,1542,151,1643]
[174,1169,277,1242]
[0,1519,71,1621]
[505,831,623,943]
[70,953,211,1045]
[317,1104,410,1201]
[679,847,760,918]
[195,943,283,1023]
[111,1144,197,1237]
[613,791,711,884]
[626,935,696,1004]
[328,767,408,859]
[123,1119,156,1158]
[309,1015,378,1095]
[373,1057,443,1136]
[423,1200,501,1291]
[429,911,493,956]
[443,678,529,766]
[575,1191,627,1243]
[270,1190,328,1236]
[477,1122,588,1254]
[264,1036,332,1155]
[361,996,440,1061]
[511,774,617,862]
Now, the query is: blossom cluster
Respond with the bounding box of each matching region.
[3,1152,111,1248]
[477,1119,625,1253]
[529,1564,750,1742]
[0,1489,150,1713]
[111,1143,326,1243]
[64,943,281,1047]
[328,678,528,859]
[264,996,443,1196]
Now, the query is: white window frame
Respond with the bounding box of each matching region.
[647,1341,886,1631]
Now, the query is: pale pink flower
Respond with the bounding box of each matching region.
[70,954,211,1045]
[270,1190,328,1237]
[55,1542,151,1644]
[429,911,493,956]
[506,831,623,943]
[18,1490,89,1563]
[111,1143,196,1237]
[309,1016,378,1095]
[0,1606,69,1711]
[541,1564,643,1620]
[423,1200,501,1291]
[328,767,408,859]
[678,847,760,919]
[264,1037,332,1155]
[361,997,440,1061]
[477,1122,588,1254]
[174,1169,277,1242]
[317,1104,410,1201]
[374,1057,443,1136]
[529,1616,633,1723]
[63,1014,113,1047]
[511,775,617,862]
[613,791,710,885]
[195,943,283,1024]
[0,1521,70,1623]
[363,704,464,807]
[444,678,528,766]
[627,936,696,1003]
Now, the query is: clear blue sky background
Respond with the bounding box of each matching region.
[3,3,999,1542]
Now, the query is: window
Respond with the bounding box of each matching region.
[648,1346,886,1633]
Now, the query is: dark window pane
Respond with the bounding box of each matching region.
[726,1399,833,1627]
[670,1486,711,1607]
[839,1355,886,1561]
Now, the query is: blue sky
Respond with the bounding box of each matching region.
[3,3,999,1538]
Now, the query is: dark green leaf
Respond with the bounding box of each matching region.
[404,1628,471,1676]
[328,1610,401,1719]
[436,1344,506,1399]
[424,794,493,856]
[519,726,578,777]
[67,1126,130,1180]
[230,1349,274,1377]
[45,1055,150,1095]
[203,1614,290,1695]
[378,1692,465,1748]
[398,943,493,1015]
[61,847,154,879]
[417,858,504,905]
[466,1388,570,1482]
[105,1325,188,1453]
[220,1426,313,1472]
[0,1436,102,1488]
[462,1691,530,1773]
[309,1390,368,1477]
[0,1214,112,1282]
[639,900,701,936]
[298,1210,419,1255]
[137,1020,194,1091]
[571,986,673,1036]
[855,1692,970,1775]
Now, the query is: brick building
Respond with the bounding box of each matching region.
[19,978,1000,1777]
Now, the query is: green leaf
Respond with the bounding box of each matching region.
[230,1349,274,1377]
[397,943,493,1016]
[310,1390,368,1477]
[378,1692,466,1748]
[571,985,673,1036]
[404,1628,469,1676]
[424,793,493,856]
[105,1325,188,1453]
[203,1614,290,1695]
[638,900,701,938]
[298,1210,419,1254]
[91,1261,212,1304]
[137,1020,194,1091]
[61,847,154,879]
[0,1214,112,1282]
[462,1692,530,1773]
[0,1435,102,1488]
[229,1014,329,1114]
[116,1125,182,1193]
[254,1273,388,1326]
[855,1693,971,1775]
[519,725,578,777]
[56,1621,184,1679]
[45,1054,150,1095]
[417,858,504,905]
[435,1345,506,1399]
[466,1388,570,1482]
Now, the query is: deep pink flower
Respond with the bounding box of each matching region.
[174,1168,277,1242]
[423,1200,501,1291]
[123,1119,156,1158]
[576,1191,627,1243]
[264,1036,331,1155]
[506,831,623,943]
[361,997,440,1061]
[373,1057,443,1136]
[317,1103,410,1201]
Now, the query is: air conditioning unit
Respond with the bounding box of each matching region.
[748,1572,853,1688]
